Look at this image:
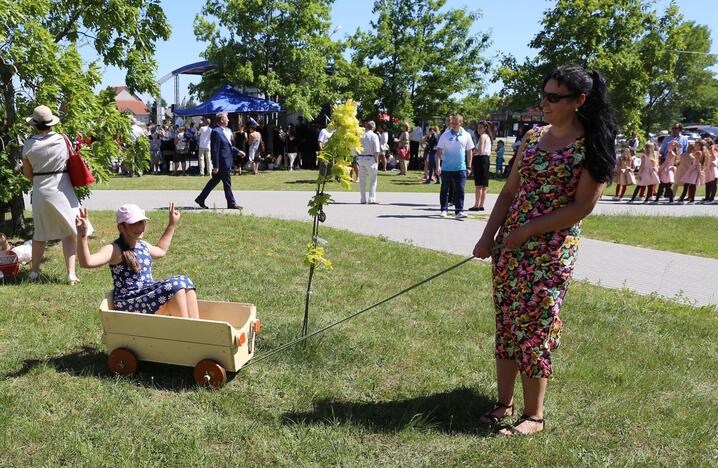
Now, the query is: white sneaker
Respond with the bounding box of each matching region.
[67,274,80,285]
[455,212,467,219]
[28,270,40,281]
[369,200,379,204]
[440,211,448,218]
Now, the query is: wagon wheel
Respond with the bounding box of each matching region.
[108,348,138,375]
[194,359,227,389]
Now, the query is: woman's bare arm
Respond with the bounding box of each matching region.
[473,135,529,258]
[22,158,33,179]
[504,168,605,249]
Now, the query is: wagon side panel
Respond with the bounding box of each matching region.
[198,301,256,329]
[103,334,235,370]
[100,310,233,345]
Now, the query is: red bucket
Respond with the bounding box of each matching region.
[0,251,20,279]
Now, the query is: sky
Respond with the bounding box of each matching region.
[80,0,718,106]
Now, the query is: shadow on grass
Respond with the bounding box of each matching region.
[384,202,434,208]
[165,206,218,212]
[389,180,429,186]
[285,179,319,185]
[0,274,66,286]
[2,345,233,391]
[282,386,496,435]
[376,214,446,220]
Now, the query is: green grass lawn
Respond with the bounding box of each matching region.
[0,212,716,465]
[96,169,507,194]
[582,215,718,259]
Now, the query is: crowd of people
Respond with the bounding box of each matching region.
[136,116,348,177]
[611,123,718,204]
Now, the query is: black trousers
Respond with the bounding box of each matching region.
[196,168,236,207]
[409,140,420,169]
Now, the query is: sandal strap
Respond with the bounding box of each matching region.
[493,401,513,410]
[480,401,514,425]
[517,414,545,424]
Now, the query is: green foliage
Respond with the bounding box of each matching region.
[308,193,333,217]
[641,20,718,130]
[194,0,358,119]
[0,0,169,221]
[304,243,332,270]
[301,100,362,336]
[456,93,504,123]
[349,0,490,123]
[496,0,718,133]
[303,100,362,270]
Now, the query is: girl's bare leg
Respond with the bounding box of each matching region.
[186,289,200,319]
[157,289,189,318]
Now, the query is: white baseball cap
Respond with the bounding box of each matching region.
[116,204,150,224]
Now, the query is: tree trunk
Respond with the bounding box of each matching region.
[10,194,26,233]
[0,63,26,233]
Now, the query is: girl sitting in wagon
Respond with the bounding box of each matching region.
[76,203,199,318]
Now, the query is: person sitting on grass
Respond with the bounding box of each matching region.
[75,203,199,319]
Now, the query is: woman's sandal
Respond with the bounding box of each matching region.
[479,401,514,426]
[496,414,545,436]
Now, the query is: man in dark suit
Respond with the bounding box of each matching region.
[195,112,243,209]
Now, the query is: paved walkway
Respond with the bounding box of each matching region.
[29,190,718,308]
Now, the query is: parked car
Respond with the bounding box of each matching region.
[683,125,718,140]
[682,132,703,145]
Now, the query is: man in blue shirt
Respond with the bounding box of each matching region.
[659,122,688,159]
[436,114,475,219]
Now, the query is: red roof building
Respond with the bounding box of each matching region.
[113,86,150,124]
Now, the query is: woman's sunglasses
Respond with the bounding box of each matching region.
[540,91,578,103]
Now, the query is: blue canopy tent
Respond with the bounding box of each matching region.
[174,84,282,116]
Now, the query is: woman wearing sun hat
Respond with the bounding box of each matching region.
[21,105,91,285]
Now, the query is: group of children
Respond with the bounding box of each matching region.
[613,138,718,204]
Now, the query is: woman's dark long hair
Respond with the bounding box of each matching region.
[543,64,618,183]
[114,232,142,273]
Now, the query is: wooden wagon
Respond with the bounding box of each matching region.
[99,292,260,388]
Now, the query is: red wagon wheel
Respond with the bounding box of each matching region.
[108,348,138,375]
[194,359,227,389]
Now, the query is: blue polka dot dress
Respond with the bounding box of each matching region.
[110,240,195,314]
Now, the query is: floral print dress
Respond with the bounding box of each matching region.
[111,240,195,314]
[492,126,585,378]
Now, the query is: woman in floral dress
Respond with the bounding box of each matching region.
[473,64,617,436]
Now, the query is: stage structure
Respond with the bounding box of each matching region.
[155,60,217,124]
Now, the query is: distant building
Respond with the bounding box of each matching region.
[113,86,150,124]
